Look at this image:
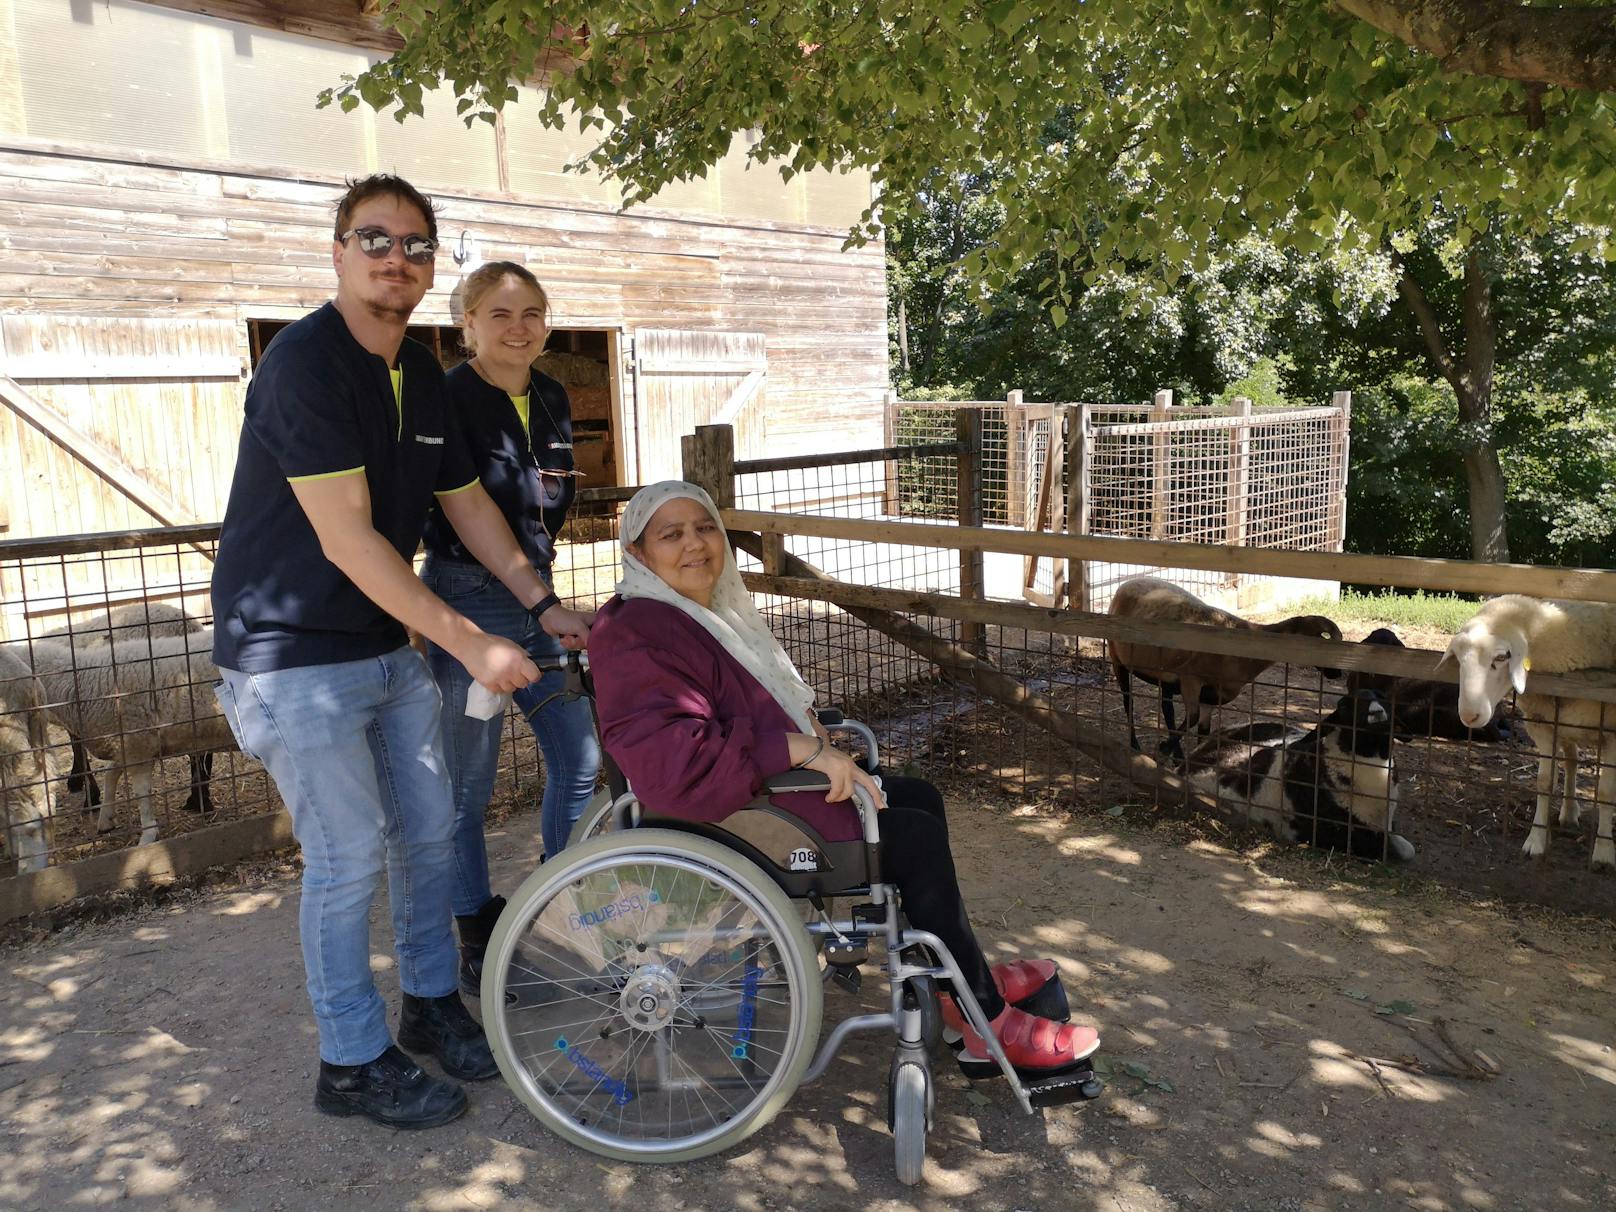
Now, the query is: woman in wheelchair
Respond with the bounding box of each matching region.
[589,480,1101,1076]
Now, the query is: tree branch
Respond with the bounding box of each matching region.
[1335,0,1616,93]
[1388,247,1460,390]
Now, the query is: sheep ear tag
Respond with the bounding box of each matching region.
[1512,654,1530,694]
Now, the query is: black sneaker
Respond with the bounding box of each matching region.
[313,1045,467,1129]
[398,992,500,1081]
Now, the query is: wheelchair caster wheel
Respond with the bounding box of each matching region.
[903,975,943,1053]
[888,1060,930,1186]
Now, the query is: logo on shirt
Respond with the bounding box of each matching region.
[414,434,444,445]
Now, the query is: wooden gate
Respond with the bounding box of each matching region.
[631,329,766,483]
[0,314,243,634]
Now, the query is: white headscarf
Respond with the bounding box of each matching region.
[617,481,818,734]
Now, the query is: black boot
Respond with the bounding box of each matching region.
[398,992,500,1081]
[455,895,506,998]
[313,1045,467,1129]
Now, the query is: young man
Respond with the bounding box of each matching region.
[211,174,589,1129]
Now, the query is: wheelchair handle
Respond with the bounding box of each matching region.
[529,651,589,674]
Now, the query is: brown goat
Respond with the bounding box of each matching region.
[1107,577,1343,762]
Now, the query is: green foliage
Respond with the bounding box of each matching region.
[336,2,1616,565]
[328,2,1616,300]
[1288,588,1481,634]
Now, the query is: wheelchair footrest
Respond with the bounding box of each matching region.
[1023,1062,1105,1108]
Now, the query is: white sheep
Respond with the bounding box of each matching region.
[0,646,55,872]
[17,628,235,847]
[1440,595,1616,871]
[45,604,213,816]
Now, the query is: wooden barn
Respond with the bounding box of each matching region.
[0,0,889,631]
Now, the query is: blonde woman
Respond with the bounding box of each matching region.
[419,261,597,996]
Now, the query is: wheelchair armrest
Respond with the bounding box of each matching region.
[763,770,833,795]
[761,771,882,846]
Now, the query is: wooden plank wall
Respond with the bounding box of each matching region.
[634,329,768,483]
[0,139,891,516]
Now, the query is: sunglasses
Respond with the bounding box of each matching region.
[338,226,438,265]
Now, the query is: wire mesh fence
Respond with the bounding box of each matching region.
[1083,403,1347,613]
[5,430,1614,925]
[762,566,1616,921]
[0,490,631,881]
[884,393,1349,616]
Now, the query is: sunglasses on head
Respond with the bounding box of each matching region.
[338,226,438,265]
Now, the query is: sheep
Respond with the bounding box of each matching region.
[16,628,235,847]
[1440,595,1616,871]
[1187,689,1415,863]
[44,604,214,816]
[1349,627,1511,742]
[1108,576,1343,763]
[0,646,55,872]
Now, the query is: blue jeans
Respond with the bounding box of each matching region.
[419,558,602,913]
[214,648,458,1066]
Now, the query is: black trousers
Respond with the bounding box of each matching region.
[876,775,1006,1019]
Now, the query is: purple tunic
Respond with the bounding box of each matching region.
[590,595,862,842]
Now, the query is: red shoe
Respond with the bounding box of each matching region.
[961,1004,1100,1077]
[993,958,1059,1003]
[940,958,1065,1035]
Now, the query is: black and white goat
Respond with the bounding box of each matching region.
[1187,690,1415,863]
[1349,627,1510,742]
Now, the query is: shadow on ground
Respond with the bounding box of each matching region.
[2,793,1612,1211]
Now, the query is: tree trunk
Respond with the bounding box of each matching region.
[1455,237,1509,563]
[1391,230,1510,562]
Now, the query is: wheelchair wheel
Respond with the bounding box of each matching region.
[889,1059,929,1186]
[567,787,616,848]
[483,829,824,1162]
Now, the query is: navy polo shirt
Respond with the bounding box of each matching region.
[421,362,577,572]
[211,303,478,672]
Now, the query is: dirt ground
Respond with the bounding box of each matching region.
[3,783,1613,1212]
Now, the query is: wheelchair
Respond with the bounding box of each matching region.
[481,654,1103,1184]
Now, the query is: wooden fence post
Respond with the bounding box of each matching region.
[1148,388,1172,540]
[1330,390,1352,552]
[882,388,898,514]
[1005,388,1026,528]
[1066,403,1092,611]
[1225,395,1252,547]
[681,423,736,510]
[956,406,987,655]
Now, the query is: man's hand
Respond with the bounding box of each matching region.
[538,604,592,650]
[457,633,541,694]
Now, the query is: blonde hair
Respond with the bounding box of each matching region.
[459,261,549,357]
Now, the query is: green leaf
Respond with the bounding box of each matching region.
[1375,999,1417,1016]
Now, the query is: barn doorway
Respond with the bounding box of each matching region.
[246,320,622,488]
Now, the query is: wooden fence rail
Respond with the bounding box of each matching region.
[723,509,1616,605]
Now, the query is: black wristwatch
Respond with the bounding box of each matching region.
[528,592,561,624]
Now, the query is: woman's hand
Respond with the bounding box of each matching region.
[787,734,885,809]
[539,604,592,650]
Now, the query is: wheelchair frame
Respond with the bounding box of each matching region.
[484,653,1101,1184]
